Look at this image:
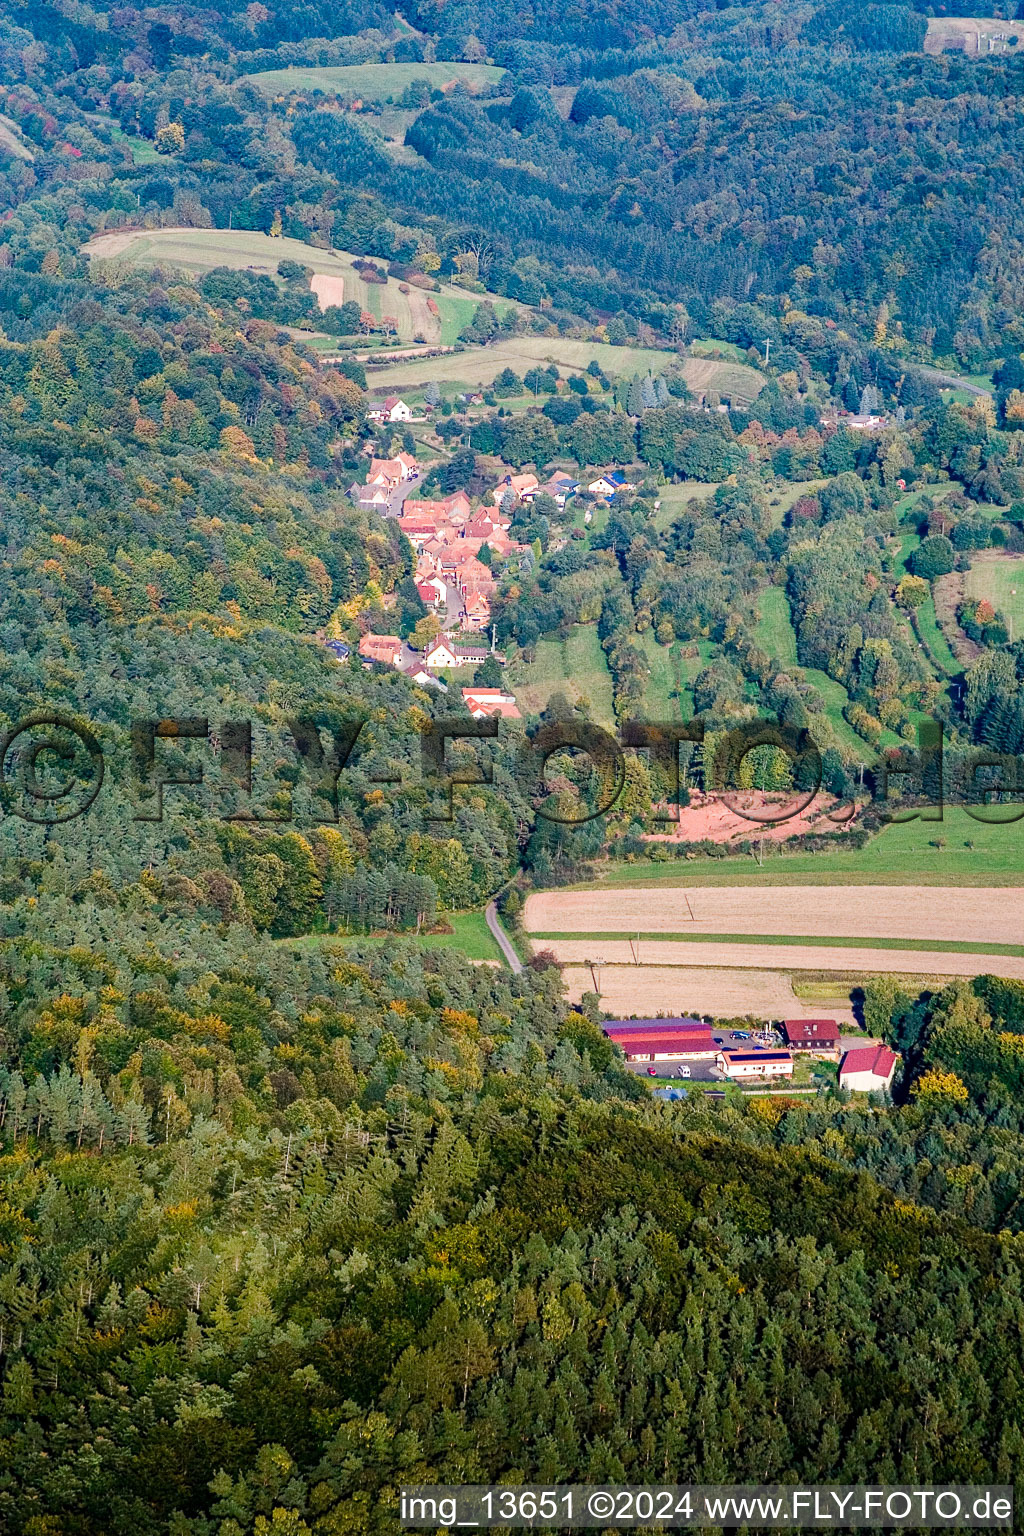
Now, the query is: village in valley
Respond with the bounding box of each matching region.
[344,394,635,717]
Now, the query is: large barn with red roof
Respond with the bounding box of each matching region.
[602,1017,716,1062]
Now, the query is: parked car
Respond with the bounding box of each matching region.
[734,1030,751,1040]
[678,1065,692,1078]
[713,1035,724,1044]
[647,1066,658,1076]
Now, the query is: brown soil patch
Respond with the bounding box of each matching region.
[645,790,858,847]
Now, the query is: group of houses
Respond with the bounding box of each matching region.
[601,1016,899,1093]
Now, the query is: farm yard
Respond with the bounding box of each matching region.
[82,228,513,347]
[924,16,1024,53]
[241,62,505,99]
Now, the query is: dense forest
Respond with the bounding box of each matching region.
[1,0,1024,1527]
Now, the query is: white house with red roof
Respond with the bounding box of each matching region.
[369,396,414,423]
[462,687,521,721]
[839,1044,899,1093]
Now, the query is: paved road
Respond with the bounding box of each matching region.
[486,901,522,972]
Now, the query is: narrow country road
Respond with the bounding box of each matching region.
[486,901,522,972]
[914,365,992,398]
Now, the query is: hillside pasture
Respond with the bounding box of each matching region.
[966,550,1024,639]
[82,227,510,347]
[358,338,762,402]
[242,62,505,99]
[565,804,1024,888]
[511,625,614,724]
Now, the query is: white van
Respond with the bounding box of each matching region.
[678,1065,691,1079]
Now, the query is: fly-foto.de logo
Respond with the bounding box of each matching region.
[0,708,1012,831]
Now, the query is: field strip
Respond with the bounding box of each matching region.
[531,930,1024,957]
[524,885,1023,946]
[548,938,1024,978]
[560,965,860,1023]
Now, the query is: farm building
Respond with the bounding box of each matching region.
[717,1049,794,1081]
[603,1018,716,1062]
[839,1045,899,1094]
[781,1019,840,1058]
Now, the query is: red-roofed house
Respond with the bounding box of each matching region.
[781,1019,840,1058]
[461,592,491,630]
[462,687,521,721]
[839,1045,899,1093]
[491,471,539,507]
[358,633,403,667]
[367,452,418,488]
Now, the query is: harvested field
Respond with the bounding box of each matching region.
[559,965,860,1025]
[524,884,1024,945]
[309,273,345,311]
[545,938,1024,979]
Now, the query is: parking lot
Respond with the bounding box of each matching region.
[625,1026,784,1083]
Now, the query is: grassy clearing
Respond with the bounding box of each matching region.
[914,597,960,674]
[282,911,502,962]
[966,551,1024,638]
[690,337,750,363]
[637,630,681,717]
[753,586,798,668]
[653,480,721,530]
[765,478,827,530]
[242,62,504,98]
[531,929,1024,958]
[511,624,614,723]
[573,804,1024,887]
[103,122,161,164]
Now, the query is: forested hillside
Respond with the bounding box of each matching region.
[1,0,1024,1527]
